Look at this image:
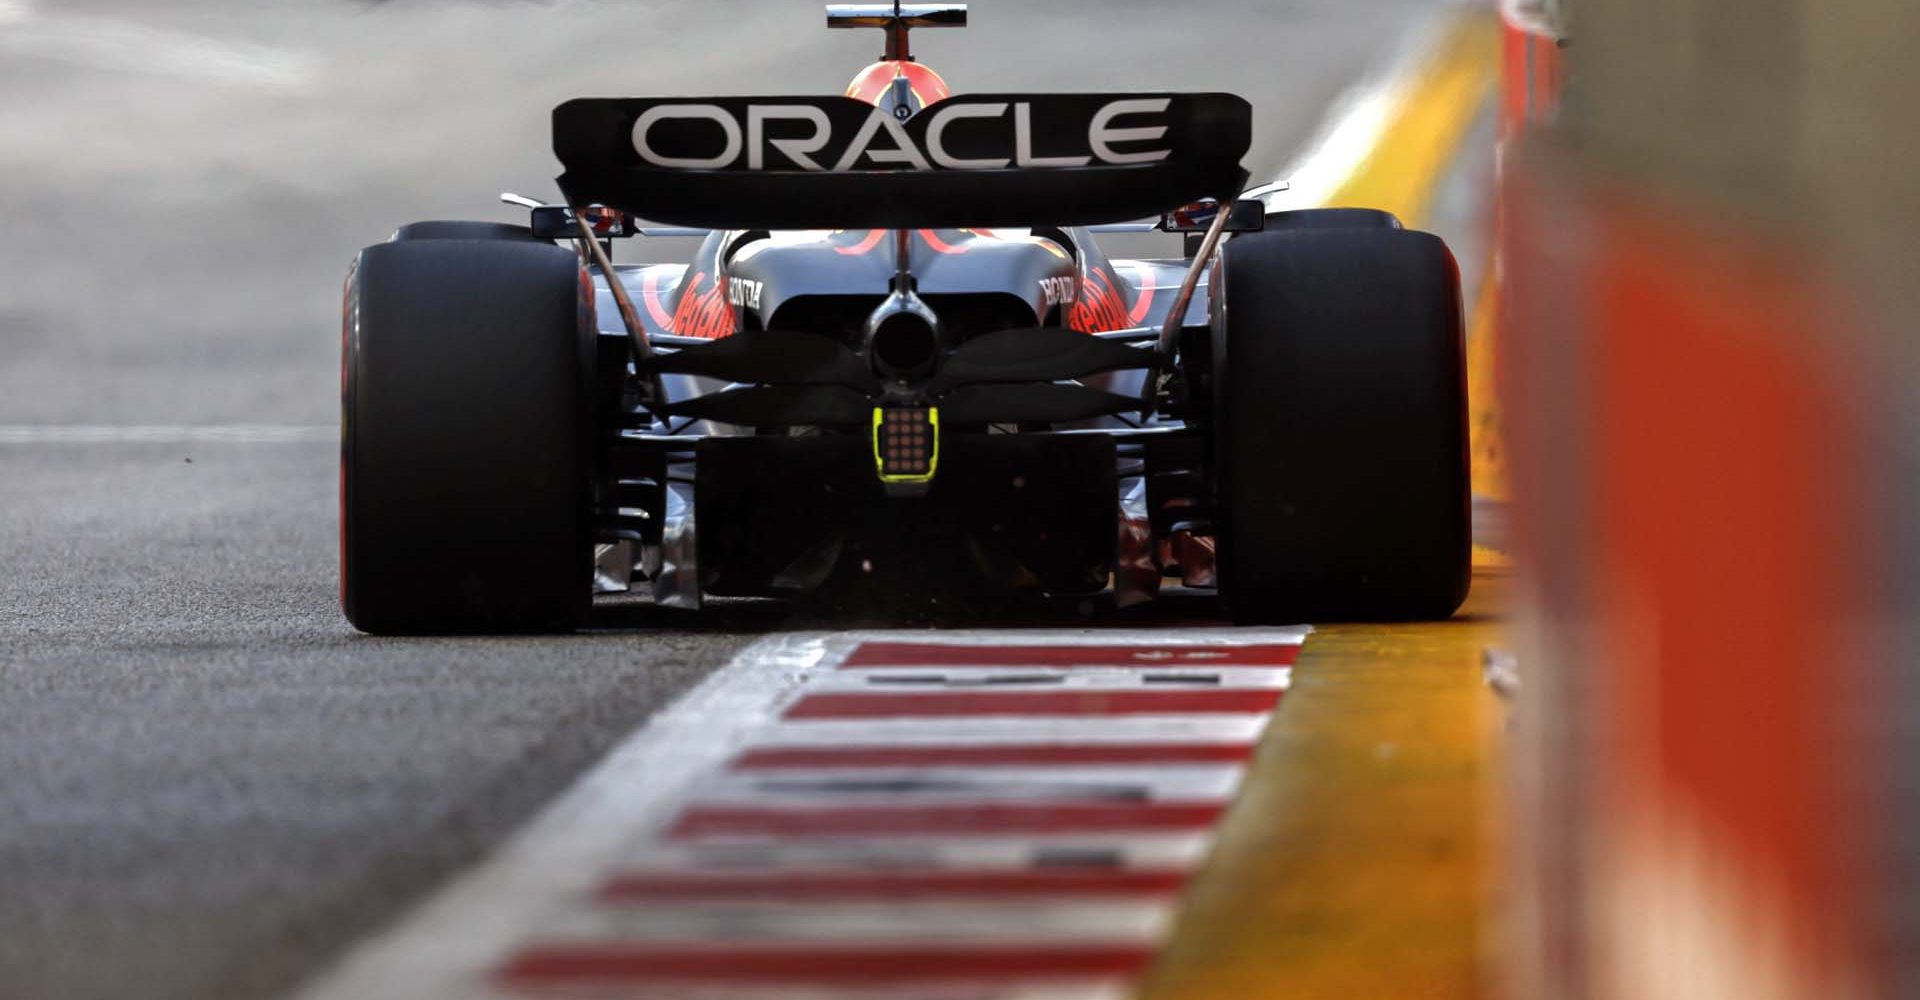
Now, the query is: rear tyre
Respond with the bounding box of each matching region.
[1209,227,1469,623]
[341,239,595,634]
[392,220,546,243]
[1263,207,1403,231]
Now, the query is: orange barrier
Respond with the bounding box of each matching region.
[1475,2,1565,509]
[1498,4,1561,136]
[1498,0,1906,995]
[1505,171,1880,998]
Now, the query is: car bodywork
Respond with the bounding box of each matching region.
[593,228,1204,604]
[532,4,1263,610]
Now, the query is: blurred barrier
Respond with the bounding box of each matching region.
[1498,0,1562,133]
[1316,14,1497,231]
[1501,0,1917,996]
[1470,1,1566,509]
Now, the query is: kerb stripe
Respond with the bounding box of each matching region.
[731,742,1258,769]
[498,941,1154,985]
[783,689,1284,719]
[668,801,1226,839]
[597,869,1190,901]
[842,642,1301,668]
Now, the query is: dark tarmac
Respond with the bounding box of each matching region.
[0,2,1443,997]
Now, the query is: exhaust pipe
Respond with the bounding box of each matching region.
[865,289,941,382]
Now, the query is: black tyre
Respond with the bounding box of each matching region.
[392,220,546,243]
[1263,207,1403,231]
[1209,227,1469,623]
[341,239,594,634]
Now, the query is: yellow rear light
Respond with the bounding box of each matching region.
[873,405,939,484]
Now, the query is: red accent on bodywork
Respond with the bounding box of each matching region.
[1070,267,1131,332]
[640,268,676,331]
[835,229,889,256]
[669,272,733,339]
[917,228,968,254]
[844,60,952,107]
[1125,264,1158,325]
[1164,531,1218,588]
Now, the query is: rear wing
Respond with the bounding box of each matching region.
[553,92,1251,229]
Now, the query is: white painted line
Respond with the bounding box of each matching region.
[816,666,1291,691]
[820,628,1310,650]
[690,764,1249,806]
[614,833,1220,874]
[0,424,336,444]
[535,899,1175,944]
[741,715,1275,747]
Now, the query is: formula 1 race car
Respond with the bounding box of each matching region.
[339,3,1468,634]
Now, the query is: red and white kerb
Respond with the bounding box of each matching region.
[294,627,1307,1000]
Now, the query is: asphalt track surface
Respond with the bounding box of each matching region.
[0,2,1444,998]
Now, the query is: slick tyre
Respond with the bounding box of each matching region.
[1263,207,1403,231]
[1210,227,1469,623]
[392,220,546,243]
[341,239,594,634]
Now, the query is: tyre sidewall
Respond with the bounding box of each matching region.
[341,239,594,634]
[1210,227,1470,622]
